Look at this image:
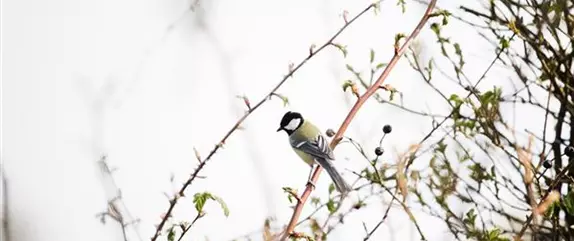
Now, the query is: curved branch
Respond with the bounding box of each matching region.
[150,3,385,241]
[279,0,438,240]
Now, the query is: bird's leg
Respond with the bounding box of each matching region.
[306,164,317,189]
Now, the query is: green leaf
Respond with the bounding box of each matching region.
[328,183,335,194]
[448,94,463,107]
[453,43,462,56]
[369,49,375,63]
[272,93,289,106]
[539,72,550,81]
[326,199,336,214]
[468,163,493,183]
[346,64,363,82]
[463,208,476,226]
[448,94,459,101]
[167,226,176,241]
[487,228,502,240]
[193,192,209,214]
[193,192,230,217]
[499,36,509,49]
[424,59,434,80]
[435,139,447,154]
[396,0,406,13]
[430,23,441,35]
[544,201,558,218]
[373,3,380,15]
[375,63,387,70]
[360,167,376,183]
[332,43,348,57]
[346,64,356,73]
[394,33,406,46]
[311,197,321,207]
[282,187,297,204]
[309,219,322,235]
[563,191,574,215]
[211,195,230,217]
[342,80,354,92]
[432,10,451,25]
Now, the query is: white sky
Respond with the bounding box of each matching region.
[1,0,528,240]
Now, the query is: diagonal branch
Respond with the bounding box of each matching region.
[150,3,383,240]
[279,0,438,240]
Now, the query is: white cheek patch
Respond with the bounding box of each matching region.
[284,118,301,130]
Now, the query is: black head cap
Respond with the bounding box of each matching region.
[277,111,304,133]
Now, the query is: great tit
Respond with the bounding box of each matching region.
[277,111,352,194]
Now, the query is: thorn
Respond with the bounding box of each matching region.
[333,137,343,145]
[236,95,252,110]
[342,10,349,23]
[243,96,251,110]
[309,44,316,55]
[193,147,202,163]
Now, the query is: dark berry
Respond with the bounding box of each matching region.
[375,147,384,156]
[542,160,552,169]
[326,129,336,137]
[383,125,392,134]
[565,146,574,157]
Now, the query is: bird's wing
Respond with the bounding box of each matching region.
[291,134,335,160]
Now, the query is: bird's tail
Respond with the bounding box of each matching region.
[316,158,352,194]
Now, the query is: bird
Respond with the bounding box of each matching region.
[277,111,352,194]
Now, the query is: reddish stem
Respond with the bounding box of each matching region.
[279,0,438,239]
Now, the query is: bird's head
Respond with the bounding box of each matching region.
[277,111,304,134]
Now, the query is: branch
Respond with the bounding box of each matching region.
[97,156,142,241]
[149,3,381,240]
[363,190,396,241]
[515,161,574,240]
[279,0,438,239]
[176,212,204,241]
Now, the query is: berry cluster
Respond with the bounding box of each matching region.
[374,125,392,156]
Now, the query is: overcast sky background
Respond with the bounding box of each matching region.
[1,0,530,240]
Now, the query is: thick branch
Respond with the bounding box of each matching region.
[279,0,438,240]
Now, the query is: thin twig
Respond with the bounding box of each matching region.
[363,190,397,241]
[515,161,574,240]
[149,3,383,240]
[362,145,426,240]
[279,1,438,239]
[176,212,204,241]
[97,156,142,241]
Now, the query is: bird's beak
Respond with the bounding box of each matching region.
[276,127,283,132]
